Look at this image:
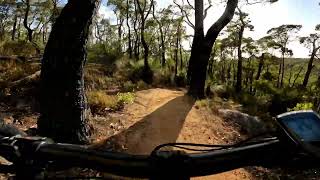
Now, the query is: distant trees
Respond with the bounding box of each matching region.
[135,0,154,83]
[227,7,254,92]
[266,24,302,88]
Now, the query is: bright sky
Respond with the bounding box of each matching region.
[99,0,320,58]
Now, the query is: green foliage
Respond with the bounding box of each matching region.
[87,91,135,115]
[253,80,277,94]
[288,102,313,112]
[116,92,135,105]
[268,87,302,115]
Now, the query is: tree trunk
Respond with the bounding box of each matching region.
[152,5,166,66]
[17,17,21,40]
[174,26,179,78]
[133,1,140,60]
[277,55,282,88]
[255,53,265,80]
[302,49,317,88]
[136,0,153,83]
[280,54,285,87]
[126,0,133,58]
[23,0,33,42]
[235,23,244,93]
[38,0,99,144]
[118,17,124,52]
[12,14,17,41]
[179,39,183,71]
[187,0,238,98]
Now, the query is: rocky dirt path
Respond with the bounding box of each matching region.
[93,88,255,180]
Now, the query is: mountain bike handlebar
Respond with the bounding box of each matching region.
[0,135,308,179]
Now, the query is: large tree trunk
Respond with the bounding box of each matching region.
[302,48,317,88]
[38,0,99,144]
[187,0,238,98]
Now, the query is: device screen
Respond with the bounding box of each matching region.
[281,113,320,142]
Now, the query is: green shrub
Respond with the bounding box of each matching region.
[117,92,135,105]
[87,91,118,114]
[288,102,313,112]
[87,91,135,115]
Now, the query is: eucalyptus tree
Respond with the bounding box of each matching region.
[267,24,302,88]
[173,0,277,98]
[152,3,173,66]
[135,0,154,83]
[226,7,254,92]
[38,0,100,144]
[108,0,126,51]
[300,24,320,88]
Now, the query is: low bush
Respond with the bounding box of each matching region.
[288,102,314,112]
[87,91,135,115]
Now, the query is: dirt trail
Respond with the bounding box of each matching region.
[94,88,254,180]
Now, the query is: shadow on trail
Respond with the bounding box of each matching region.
[94,95,195,155]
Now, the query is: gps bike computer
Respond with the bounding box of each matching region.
[276,110,320,158]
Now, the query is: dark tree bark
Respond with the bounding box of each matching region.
[23,0,33,42]
[280,53,285,87]
[187,0,238,98]
[302,41,319,87]
[276,55,282,88]
[174,23,180,78]
[255,53,265,80]
[126,0,133,58]
[136,0,154,83]
[179,38,183,71]
[11,14,17,40]
[292,65,304,87]
[17,16,21,39]
[235,8,245,93]
[38,0,99,144]
[133,1,140,60]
